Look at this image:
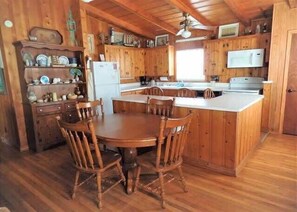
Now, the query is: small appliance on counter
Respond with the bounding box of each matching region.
[139,76,149,86]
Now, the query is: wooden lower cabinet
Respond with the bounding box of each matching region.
[121,89,144,96]
[31,101,79,152]
[113,99,262,176]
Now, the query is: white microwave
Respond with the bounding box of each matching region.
[227,49,264,68]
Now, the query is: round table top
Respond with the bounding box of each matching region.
[92,113,161,148]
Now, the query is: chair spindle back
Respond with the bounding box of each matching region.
[57,118,104,170]
[76,99,104,120]
[146,97,175,117]
[155,113,192,169]
[176,88,196,97]
[144,87,164,96]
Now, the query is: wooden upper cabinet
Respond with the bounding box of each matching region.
[99,45,174,78]
[145,45,174,77]
[203,34,271,76]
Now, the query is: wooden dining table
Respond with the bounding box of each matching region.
[91,112,161,194]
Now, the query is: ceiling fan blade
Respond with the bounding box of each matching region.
[191,24,217,31]
[176,29,184,36]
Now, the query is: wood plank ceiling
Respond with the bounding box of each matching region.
[81,0,287,39]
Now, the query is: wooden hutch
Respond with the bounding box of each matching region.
[14,41,87,152]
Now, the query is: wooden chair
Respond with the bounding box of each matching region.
[203,88,215,99]
[144,86,164,96]
[134,113,193,208]
[176,88,196,98]
[76,98,104,120]
[146,96,175,117]
[56,117,126,209]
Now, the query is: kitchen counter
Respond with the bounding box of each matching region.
[112,93,263,176]
[113,93,263,112]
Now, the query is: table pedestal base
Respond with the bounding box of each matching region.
[121,148,137,194]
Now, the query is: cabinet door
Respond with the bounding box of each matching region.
[134,49,145,77]
[259,33,271,63]
[144,49,156,76]
[220,41,233,75]
[35,113,63,151]
[120,48,134,78]
[157,47,168,76]
[105,46,120,62]
[205,41,221,75]
[232,37,260,50]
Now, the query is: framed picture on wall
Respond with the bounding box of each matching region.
[218,23,239,39]
[155,34,169,46]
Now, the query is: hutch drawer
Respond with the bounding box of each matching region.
[36,104,62,115]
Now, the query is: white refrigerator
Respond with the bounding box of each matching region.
[88,61,120,115]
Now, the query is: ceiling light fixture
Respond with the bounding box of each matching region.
[82,0,93,3]
[181,30,191,38]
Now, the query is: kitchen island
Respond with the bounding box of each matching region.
[112,94,263,176]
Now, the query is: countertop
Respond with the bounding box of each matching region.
[112,93,264,112]
[120,85,228,92]
[120,81,271,92]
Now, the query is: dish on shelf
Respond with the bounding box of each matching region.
[40,75,50,84]
[22,52,34,65]
[58,56,69,65]
[36,54,48,66]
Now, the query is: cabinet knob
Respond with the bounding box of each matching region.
[69,114,72,117]
[39,109,42,112]
[58,107,61,109]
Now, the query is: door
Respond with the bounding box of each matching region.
[283,33,297,135]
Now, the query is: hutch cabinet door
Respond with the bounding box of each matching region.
[35,113,63,152]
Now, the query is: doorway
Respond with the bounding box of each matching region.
[283,33,297,135]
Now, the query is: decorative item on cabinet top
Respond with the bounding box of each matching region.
[29,27,63,44]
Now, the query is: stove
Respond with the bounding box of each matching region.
[223,77,264,95]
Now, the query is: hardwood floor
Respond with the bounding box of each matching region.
[0,134,296,211]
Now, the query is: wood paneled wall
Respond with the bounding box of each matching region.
[0,0,82,150]
[268,2,297,132]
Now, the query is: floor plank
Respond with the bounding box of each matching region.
[0,133,296,211]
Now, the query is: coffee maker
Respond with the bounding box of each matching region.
[139,76,149,85]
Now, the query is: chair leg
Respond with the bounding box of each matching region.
[177,166,187,192]
[134,166,141,193]
[116,162,126,185]
[72,170,80,199]
[96,173,103,209]
[158,172,166,209]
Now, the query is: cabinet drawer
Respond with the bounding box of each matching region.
[65,102,77,111]
[36,104,62,115]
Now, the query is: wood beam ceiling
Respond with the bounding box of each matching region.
[287,0,297,8]
[223,0,250,25]
[165,0,215,26]
[81,3,155,39]
[108,0,178,35]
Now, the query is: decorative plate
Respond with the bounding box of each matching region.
[40,75,50,84]
[58,56,69,65]
[36,54,47,65]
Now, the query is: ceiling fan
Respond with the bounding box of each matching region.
[176,13,217,38]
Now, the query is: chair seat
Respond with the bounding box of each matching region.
[92,150,122,170]
[136,150,182,172]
